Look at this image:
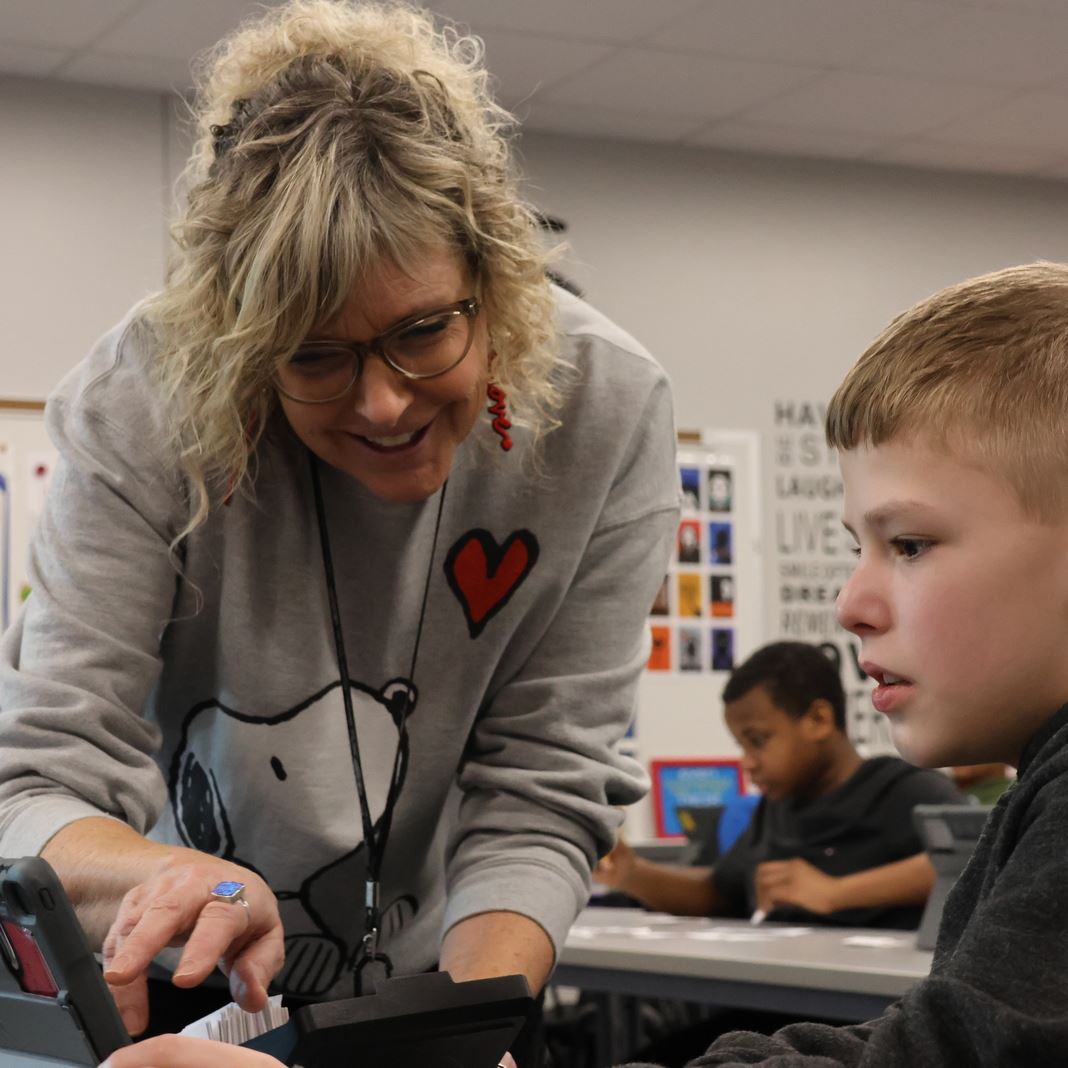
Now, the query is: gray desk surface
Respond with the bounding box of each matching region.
[555,906,933,1022]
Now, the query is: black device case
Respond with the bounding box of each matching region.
[0,856,131,1064]
[243,970,532,1067]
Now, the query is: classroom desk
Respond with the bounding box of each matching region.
[553,907,933,1063]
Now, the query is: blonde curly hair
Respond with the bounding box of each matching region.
[146,0,561,532]
[826,261,1068,521]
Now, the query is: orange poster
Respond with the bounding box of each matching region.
[648,625,671,671]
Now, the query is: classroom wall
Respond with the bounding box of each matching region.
[0,77,169,399]
[7,80,1068,830]
[516,130,1068,434]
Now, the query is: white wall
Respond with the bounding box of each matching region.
[517,131,1068,436]
[0,77,168,400]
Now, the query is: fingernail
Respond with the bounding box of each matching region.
[106,954,131,976]
[172,966,197,980]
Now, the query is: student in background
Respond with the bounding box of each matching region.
[951,763,1014,805]
[596,641,961,929]
[626,263,1068,1066]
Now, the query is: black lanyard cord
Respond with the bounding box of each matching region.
[308,451,448,970]
[375,471,449,874]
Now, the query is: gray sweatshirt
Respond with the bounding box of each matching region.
[0,287,679,999]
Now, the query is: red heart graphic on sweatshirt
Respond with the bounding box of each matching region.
[444,529,540,638]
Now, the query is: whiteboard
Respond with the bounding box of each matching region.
[0,405,54,632]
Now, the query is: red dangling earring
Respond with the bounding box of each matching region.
[486,383,513,451]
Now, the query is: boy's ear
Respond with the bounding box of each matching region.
[800,699,838,741]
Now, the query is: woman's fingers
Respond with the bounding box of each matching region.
[109,965,150,1037]
[101,860,284,1028]
[225,923,287,1012]
[171,898,255,986]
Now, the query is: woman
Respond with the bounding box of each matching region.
[0,0,678,1058]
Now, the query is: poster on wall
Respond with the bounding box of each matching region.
[646,452,737,675]
[769,399,886,751]
[630,430,763,838]
[24,450,56,529]
[650,758,745,837]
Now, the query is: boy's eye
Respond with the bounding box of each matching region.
[893,536,932,560]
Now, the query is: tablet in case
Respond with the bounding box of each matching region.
[243,970,533,1067]
[0,856,131,1064]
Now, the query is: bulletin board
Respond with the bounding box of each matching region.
[0,401,55,632]
[622,429,764,839]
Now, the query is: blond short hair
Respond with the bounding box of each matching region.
[146,0,561,533]
[826,262,1068,519]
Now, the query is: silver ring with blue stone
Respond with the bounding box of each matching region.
[210,880,250,915]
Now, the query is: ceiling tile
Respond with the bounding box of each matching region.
[651,0,949,66]
[687,120,887,160]
[738,70,1013,138]
[0,44,69,78]
[428,0,705,45]
[475,28,614,110]
[94,0,284,62]
[541,48,821,122]
[871,136,1062,176]
[518,100,702,143]
[925,91,1068,151]
[57,50,193,93]
[864,6,1068,88]
[0,0,143,50]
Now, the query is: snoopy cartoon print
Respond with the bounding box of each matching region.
[168,676,418,997]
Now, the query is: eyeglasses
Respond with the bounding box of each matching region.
[276,297,481,404]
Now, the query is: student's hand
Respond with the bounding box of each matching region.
[102,854,285,1037]
[99,1033,282,1067]
[593,837,637,891]
[754,858,839,915]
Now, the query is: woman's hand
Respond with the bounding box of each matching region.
[100,1034,282,1067]
[102,855,285,1037]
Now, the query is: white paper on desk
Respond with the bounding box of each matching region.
[687,926,814,943]
[179,994,288,1043]
[842,935,912,949]
[572,915,702,940]
[571,924,689,941]
[630,926,691,940]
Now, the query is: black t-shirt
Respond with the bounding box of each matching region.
[712,756,963,929]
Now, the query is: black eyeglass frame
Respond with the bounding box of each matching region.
[276,296,481,404]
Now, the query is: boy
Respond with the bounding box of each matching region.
[597,641,960,928]
[630,263,1068,1066]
